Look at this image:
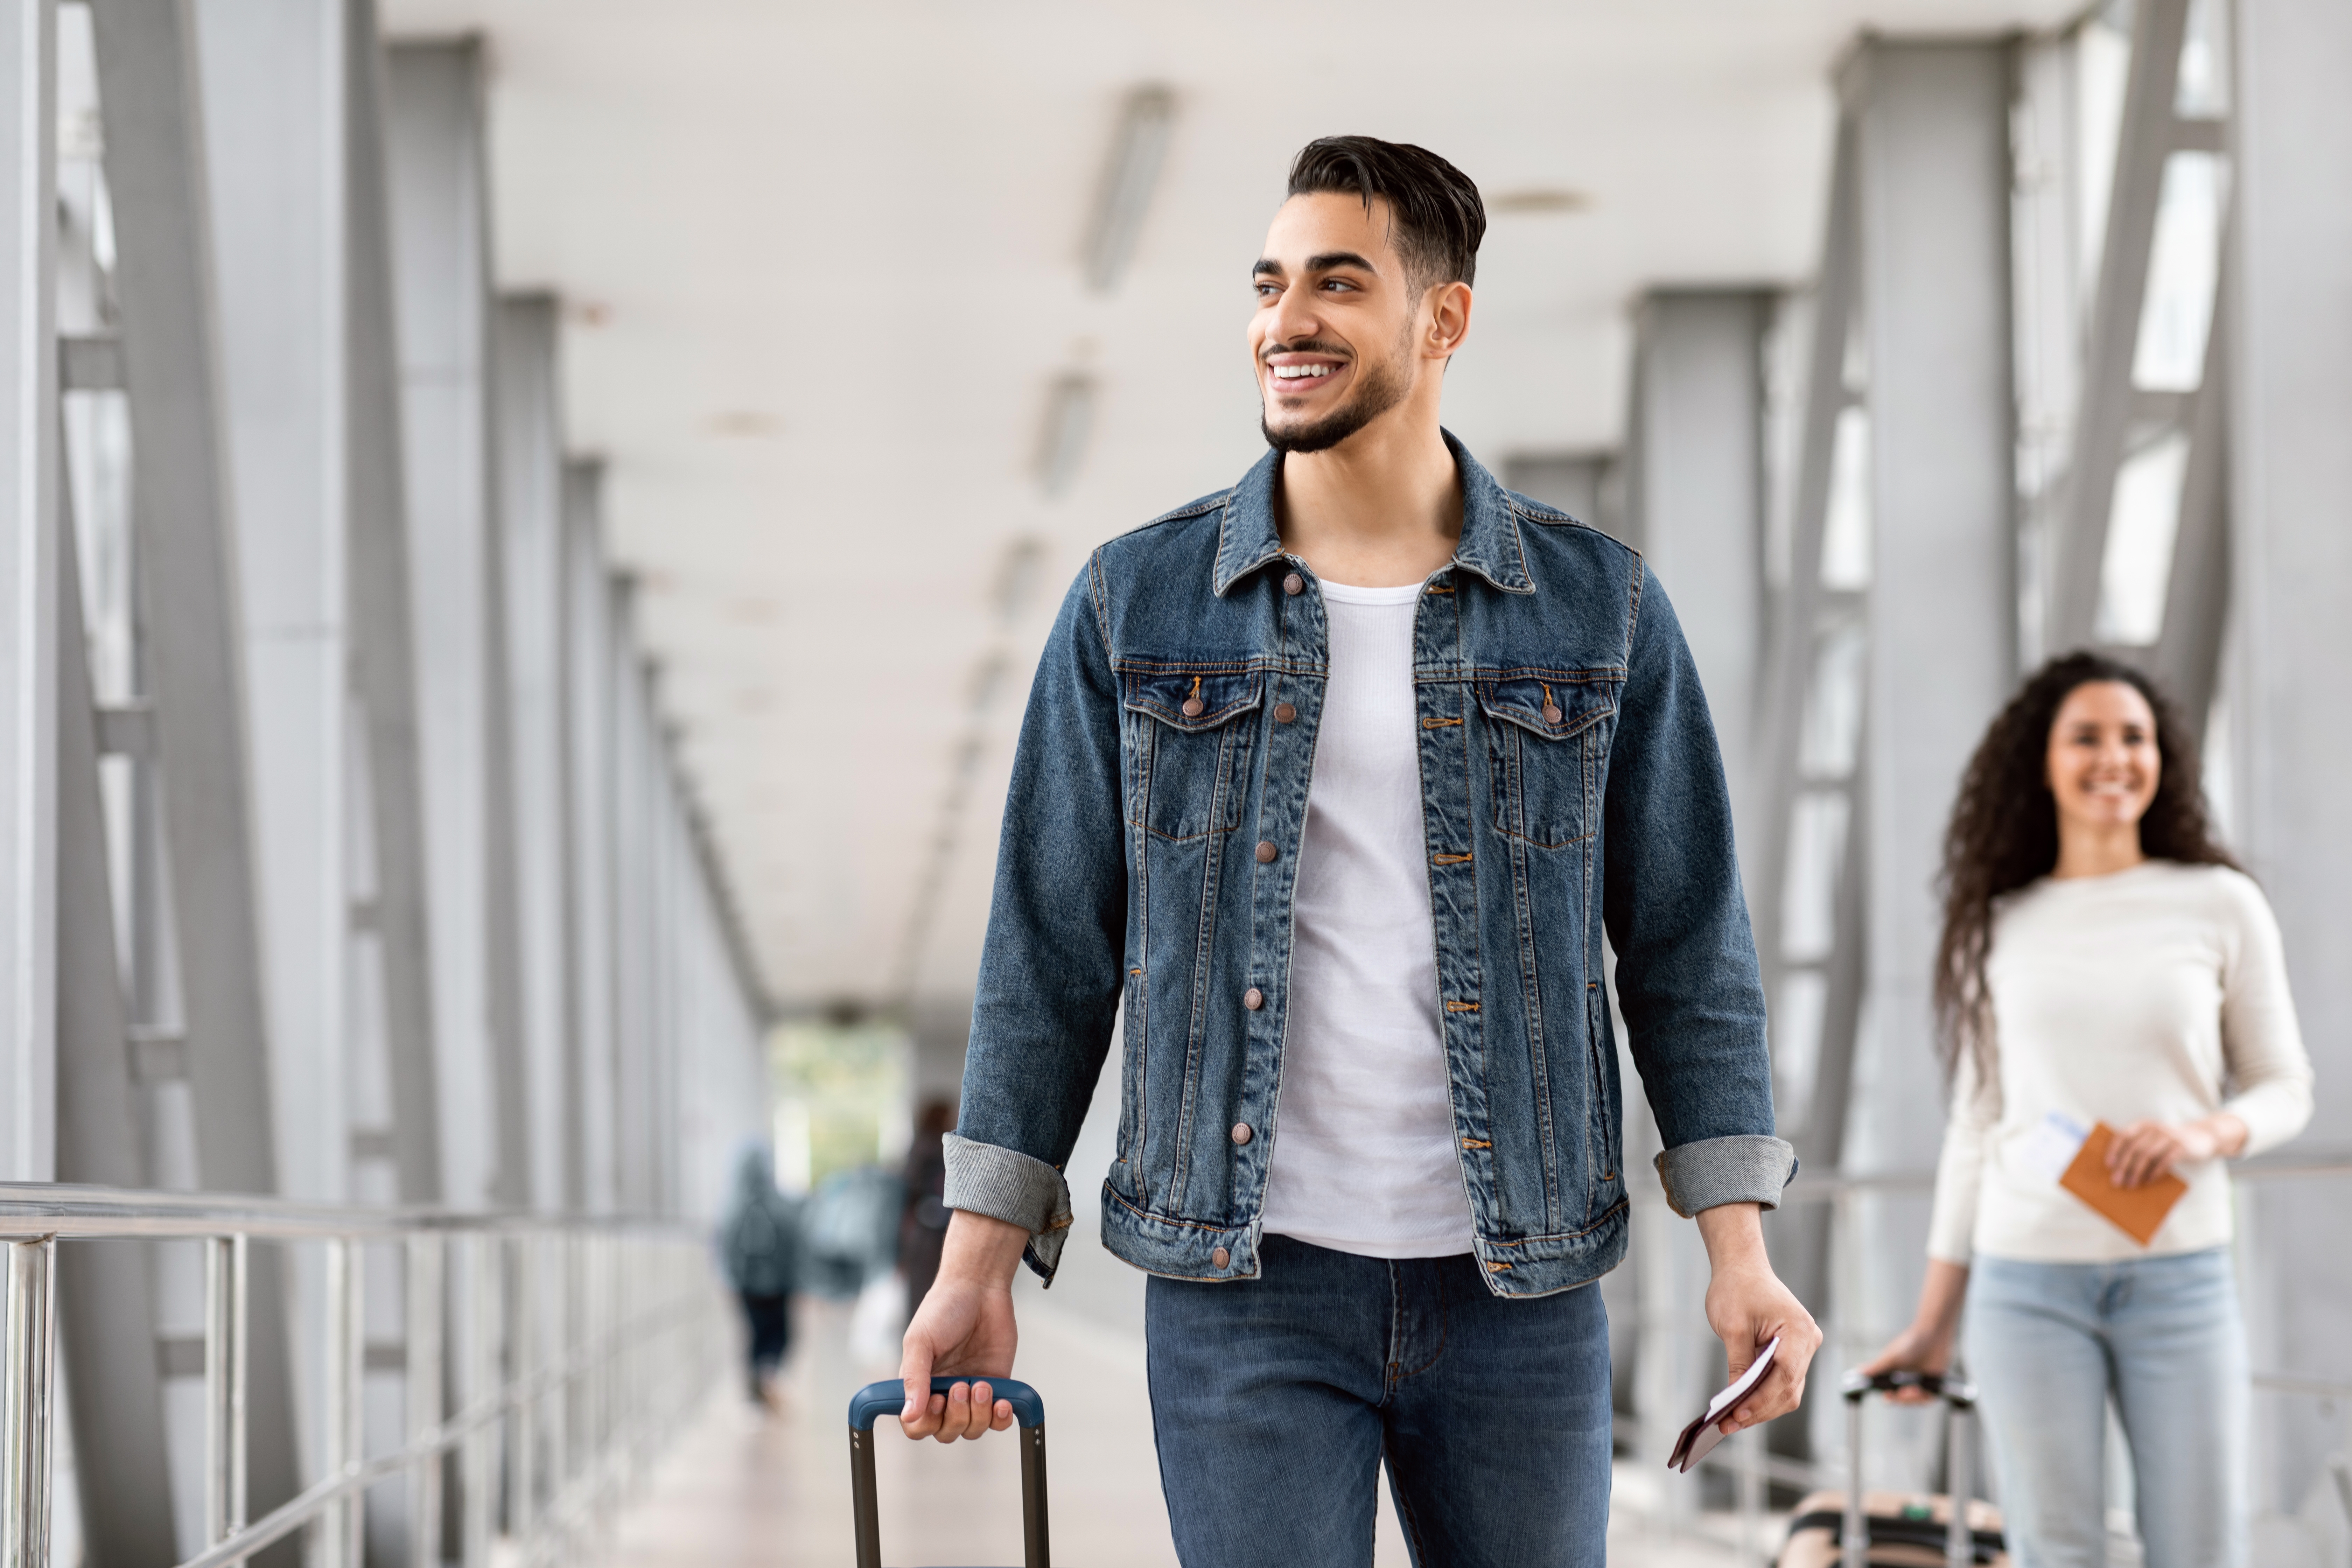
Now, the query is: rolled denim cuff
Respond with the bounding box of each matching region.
[941,1133,1075,1282]
[1654,1134,1798,1218]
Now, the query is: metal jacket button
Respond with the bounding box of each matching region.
[1542,702,1563,724]
[1211,1247,1231,1268]
[1275,702,1297,723]
[1182,696,1205,717]
[1283,572,1304,595]
[1230,1123,1252,1145]
[1242,987,1265,1010]
[1255,840,1278,863]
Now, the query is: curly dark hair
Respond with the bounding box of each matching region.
[1934,651,2238,1084]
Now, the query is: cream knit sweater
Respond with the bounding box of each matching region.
[1926,861,2314,1264]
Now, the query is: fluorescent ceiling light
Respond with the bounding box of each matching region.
[1036,374,1096,497]
[1085,85,1176,291]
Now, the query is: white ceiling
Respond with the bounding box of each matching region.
[378,0,2076,1017]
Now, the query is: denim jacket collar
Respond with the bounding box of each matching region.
[1210,428,1536,597]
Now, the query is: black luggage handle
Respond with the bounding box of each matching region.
[1841,1367,1978,1410]
[847,1376,1050,1568]
[1836,1368,1988,1568]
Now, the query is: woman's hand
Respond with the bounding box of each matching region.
[1861,1321,1955,1406]
[2106,1113,2247,1189]
[1861,1258,1970,1405]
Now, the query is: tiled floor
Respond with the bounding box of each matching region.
[607,1290,1764,1567]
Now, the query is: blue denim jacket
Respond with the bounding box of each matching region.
[946,434,1793,1298]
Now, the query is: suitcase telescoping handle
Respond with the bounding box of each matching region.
[1837,1370,1981,1568]
[847,1376,1049,1568]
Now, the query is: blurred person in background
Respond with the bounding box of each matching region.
[898,134,1820,1567]
[900,1100,955,1320]
[719,1143,802,1410]
[1866,653,2313,1568]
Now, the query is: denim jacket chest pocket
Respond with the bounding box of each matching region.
[1476,676,1620,850]
[1121,668,1264,840]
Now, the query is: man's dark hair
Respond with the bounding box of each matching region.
[1286,136,1486,291]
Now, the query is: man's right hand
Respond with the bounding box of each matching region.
[898,1210,1029,1442]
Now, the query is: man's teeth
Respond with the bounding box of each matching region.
[1272,363,1336,380]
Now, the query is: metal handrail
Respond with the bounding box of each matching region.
[0,1180,695,1238]
[1,1185,732,1568]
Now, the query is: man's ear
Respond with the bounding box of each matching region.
[1424,280,1472,360]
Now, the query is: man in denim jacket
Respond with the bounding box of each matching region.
[899,136,1820,1566]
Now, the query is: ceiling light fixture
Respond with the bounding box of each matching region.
[1036,373,1096,497]
[1085,84,1177,291]
[1485,187,1593,215]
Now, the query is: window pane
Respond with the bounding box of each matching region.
[2133,152,2227,392]
[2096,428,2190,645]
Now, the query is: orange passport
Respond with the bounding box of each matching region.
[2059,1121,2188,1245]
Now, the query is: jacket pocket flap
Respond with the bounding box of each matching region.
[1123,669,1264,732]
[1475,676,1617,741]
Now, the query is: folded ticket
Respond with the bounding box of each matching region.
[1668,1336,1780,1474]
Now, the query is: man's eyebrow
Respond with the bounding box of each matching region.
[1252,250,1381,281]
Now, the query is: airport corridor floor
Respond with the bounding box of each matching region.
[606,1289,1760,1567]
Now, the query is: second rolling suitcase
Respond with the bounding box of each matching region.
[1776,1369,2008,1567]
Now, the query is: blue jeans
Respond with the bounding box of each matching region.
[1968,1248,2247,1568]
[1145,1234,1612,1567]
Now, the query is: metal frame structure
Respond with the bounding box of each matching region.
[2044,0,2232,716]
[0,1185,729,1568]
[18,8,775,1562]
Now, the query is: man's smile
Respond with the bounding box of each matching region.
[1264,353,1350,397]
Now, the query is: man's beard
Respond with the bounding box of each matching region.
[1259,345,1411,455]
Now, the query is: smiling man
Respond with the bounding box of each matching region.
[898,136,1819,1566]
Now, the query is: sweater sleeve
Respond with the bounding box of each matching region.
[2215,873,2315,1156]
[1925,1041,1999,1264]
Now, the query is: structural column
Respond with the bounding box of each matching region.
[0,0,58,1186]
[389,37,531,1213]
[88,0,304,1541]
[1624,289,1770,822]
[495,295,573,1214]
[2228,0,2352,1510]
[565,459,617,1214]
[1847,37,2016,1431]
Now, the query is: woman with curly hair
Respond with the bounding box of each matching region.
[1863,652,2311,1568]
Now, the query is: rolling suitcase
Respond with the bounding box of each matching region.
[1776,1369,2008,1568]
[848,1375,1051,1568]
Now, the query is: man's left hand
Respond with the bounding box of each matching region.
[1694,1202,1822,1434]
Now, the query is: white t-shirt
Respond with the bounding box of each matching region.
[1925,860,2313,1264]
[1260,579,1475,1258]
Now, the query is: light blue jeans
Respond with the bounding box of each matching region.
[1968,1248,2247,1568]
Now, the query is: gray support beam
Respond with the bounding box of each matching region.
[86,0,302,1535]
[564,460,615,1213]
[2151,256,2229,731]
[493,295,570,1213]
[388,38,527,1212]
[609,623,653,1214]
[1624,289,1770,819]
[52,493,178,1568]
[1847,37,2017,1170]
[1750,120,1858,1024]
[0,0,58,1185]
[342,0,440,1204]
[2048,0,2194,650]
[2228,0,2352,1511]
